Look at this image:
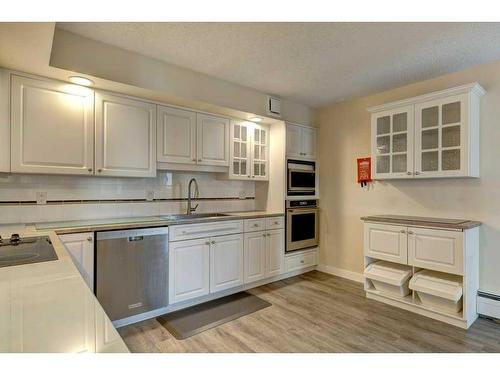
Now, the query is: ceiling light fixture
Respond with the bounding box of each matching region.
[250,117,262,122]
[68,76,94,86]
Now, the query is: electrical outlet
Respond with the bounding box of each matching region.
[36,192,47,205]
[146,191,154,201]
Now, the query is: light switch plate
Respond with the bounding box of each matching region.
[36,192,47,205]
[162,172,173,187]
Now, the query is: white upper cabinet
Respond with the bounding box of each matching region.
[0,70,10,173]
[157,106,197,164]
[10,75,95,175]
[371,106,415,179]
[286,123,317,160]
[95,92,156,178]
[197,113,229,166]
[369,83,485,179]
[229,120,269,181]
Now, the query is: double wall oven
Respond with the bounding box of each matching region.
[286,199,319,253]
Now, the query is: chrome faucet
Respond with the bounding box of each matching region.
[187,178,199,215]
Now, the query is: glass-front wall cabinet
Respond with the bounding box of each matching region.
[371,106,414,179]
[229,120,269,181]
[369,83,484,179]
[415,95,466,177]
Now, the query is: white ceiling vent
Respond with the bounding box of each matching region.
[267,96,281,118]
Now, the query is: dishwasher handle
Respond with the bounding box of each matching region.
[96,227,168,241]
[128,236,144,242]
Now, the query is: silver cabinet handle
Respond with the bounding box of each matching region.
[262,233,266,237]
[415,171,420,175]
[300,260,305,264]
[408,230,414,235]
[87,237,93,242]
[406,172,412,175]
[400,230,406,234]
[253,223,259,227]
[97,168,102,173]
[267,233,271,237]
[198,159,202,162]
[88,168,93,172]
[205,241,210,245]
[192,158,196,162]
[211,240,216,244]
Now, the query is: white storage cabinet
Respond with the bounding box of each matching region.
[228,119,269,181]
[363,219,479,329]
[168,220,244,304]
[286,123,317,160]
[59,232,95,291]
[368,83,485,179]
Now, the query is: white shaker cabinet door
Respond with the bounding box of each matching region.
[266,229,285,277]
[10,75,95,175]
[157,105,197,164]
[169,238,210,304]
[286,123,302,159]
[59,233,95,291]
[301,126,317,160]
[244,231,267,283]
[363,223,408,264]
[408,227,464,275]
[95,92,156,177]
[196,113,229,166]
[210,234,244,293]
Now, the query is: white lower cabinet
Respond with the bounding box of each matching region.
[59,232,94,291]
[408,227,463,275]
[94,302,129,353]
[364,223,407,264]
[244,232,267,283]
[285,249,317,272]
[266,229,285,277]
[210,234,244,293]
[362,220,479,329]
[169,238,210,304]
[244,229,285,283]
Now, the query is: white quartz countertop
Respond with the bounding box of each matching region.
[0,228,129,353]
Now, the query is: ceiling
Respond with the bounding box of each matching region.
[55,22,500,107]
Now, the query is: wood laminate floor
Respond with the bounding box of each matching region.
[118,271,500,352]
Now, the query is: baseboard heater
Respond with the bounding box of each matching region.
[477,291,500,320]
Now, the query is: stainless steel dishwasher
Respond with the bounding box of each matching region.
[96,227,168,321]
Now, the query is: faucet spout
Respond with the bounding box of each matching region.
[187,178,199,215]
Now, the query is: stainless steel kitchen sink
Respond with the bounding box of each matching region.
[161,213,232,221]
[0,235,58,268]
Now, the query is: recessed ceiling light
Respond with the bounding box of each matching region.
[68,76,94,86]
[250,117,262,122]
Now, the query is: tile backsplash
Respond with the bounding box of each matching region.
[0,171,255,223]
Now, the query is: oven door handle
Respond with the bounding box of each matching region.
[287,208,318,214]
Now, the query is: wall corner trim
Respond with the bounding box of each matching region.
[316,264,364,283]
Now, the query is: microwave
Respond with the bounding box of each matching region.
[287,160,316,196]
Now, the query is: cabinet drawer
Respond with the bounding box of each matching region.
[244,218,266,232]
[285,250,317,272]
[408,227,464,275]
[170,220,243,241]
[266,216,285,230]
[364,223,408,264]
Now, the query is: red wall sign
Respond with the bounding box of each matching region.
[357,157,372,187]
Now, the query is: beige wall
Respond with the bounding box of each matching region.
[317,60,500,295]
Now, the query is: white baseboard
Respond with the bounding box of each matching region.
[478,294,500,320]
[316,264,364,283]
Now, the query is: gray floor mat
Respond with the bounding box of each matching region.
[157,291,271,340]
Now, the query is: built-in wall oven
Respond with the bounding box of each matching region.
[286,199,319,253]
[287,160,316,197]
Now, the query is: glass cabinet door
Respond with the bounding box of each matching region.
[230,121,250,179]
[415,95,465,177]
[252,124,269,180]
[372,106,414,178]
